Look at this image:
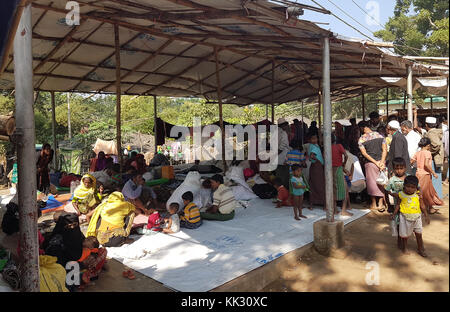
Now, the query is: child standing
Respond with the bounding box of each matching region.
[390,176,430,257]
[385,157,408,248]
[307,134,325,210]
[411,137,444,214]
[163,203,180,234]
[331,134,350,216]
[290,165,307,220]
[274,178,292,208]
[180,191,202,229]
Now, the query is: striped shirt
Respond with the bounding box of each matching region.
[180,202,201,224]
[213,184,236,214]
[286,149,306,165]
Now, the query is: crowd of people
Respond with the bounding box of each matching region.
[3,108,445,291]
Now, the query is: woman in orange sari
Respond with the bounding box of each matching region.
[412,137,444,214]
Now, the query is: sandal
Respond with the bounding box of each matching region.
[122,269,136,280]
[377,207,386,213]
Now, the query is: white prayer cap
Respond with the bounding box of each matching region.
[425,117,437,124]
[388,120,400,130]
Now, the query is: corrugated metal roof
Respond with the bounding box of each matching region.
[0,0,447,105]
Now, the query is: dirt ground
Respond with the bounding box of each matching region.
[1,186,448,292]
[262,187,449,292]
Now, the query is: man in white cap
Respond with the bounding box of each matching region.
[276,118,292,189]
[401,120,421,175]
[387,120,411,175]
[424,116,444,199]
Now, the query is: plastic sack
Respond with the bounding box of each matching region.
[166,171,202,211]
[390,219,398,237]
[39,255,69,292]
[376,169,388,186]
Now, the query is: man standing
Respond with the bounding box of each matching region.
[424,117,444,199]
[401,120,421,175]
[387,120,411,175]
[276,118,292,189]
[369,111,386,132]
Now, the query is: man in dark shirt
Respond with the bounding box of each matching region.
[387,120,411,176]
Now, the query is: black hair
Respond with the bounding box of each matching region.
[182,191,194,202]
[404,175,419,188]
[273,177,282,186]
[392,157,406,167]
[202,179,212,189]
[43,143,51,150]
[358,120,369,129]
[84,236,100,248]
[291,164,302,172]
[369,111,379,119]
[418,137,431,148]
[169,202,180,210]
[331,133,336,144]
[210,174,224,184]
[112,163,121,173]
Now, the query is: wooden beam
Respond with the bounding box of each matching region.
[215,47,227,173]
[115,25,122,170]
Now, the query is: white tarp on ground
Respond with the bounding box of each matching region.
[106,198,370,292]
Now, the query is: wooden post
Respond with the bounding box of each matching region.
[271,60,275,123]
[407,65,413,122]
[386,88,389,117]
[215,47,227,173]
[51,91,57,170]
[114,24,122,171]
[318,88,322,130]
[153,95,158,154]
[13,3,40,292]
[430,96,433,114]
[67,93,71,139]
[361,87,365,121]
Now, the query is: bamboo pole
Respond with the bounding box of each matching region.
[386,88,389,117]
[322,36,334,223]
[114,24,122,171]
[215,48,226,173]
[51,91,57,170]
[67,93,71,139]
[271,60,275,123]
[407,65,413,122]
[14,2,40,292]
[361,87,365,121]
[430,96,433,114]
[153,95,158,154]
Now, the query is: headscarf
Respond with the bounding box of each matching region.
[45,212,84,266]
[86,192,135,238]
[73,174,99,213]
[308,144,324,165]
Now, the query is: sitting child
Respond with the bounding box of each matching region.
[162,203,180,234]
[390,176,430,257]
[273,178,292,208]
[77,236,108,287]
[180,191,202,229]
[136,206,162,234]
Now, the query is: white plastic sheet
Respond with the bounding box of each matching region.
[107,198,370,292]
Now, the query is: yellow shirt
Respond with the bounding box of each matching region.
[181,202,201,224]
[398,191,421,215]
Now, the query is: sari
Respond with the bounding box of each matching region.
[308,144,325,205]
[86,192,136,246]
[72,174,101,214]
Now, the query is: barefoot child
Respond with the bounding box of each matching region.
[390,176,430,257]
[385,157,408,248]
[136,206,162,234]
[273,178,292,208]
[163,203,180,234]
[290,165,307,220]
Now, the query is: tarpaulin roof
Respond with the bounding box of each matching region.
[0,0,447,105]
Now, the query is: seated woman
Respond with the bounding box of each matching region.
[65,174,102,223]
[86,192,136,247]
[200,174,236,221]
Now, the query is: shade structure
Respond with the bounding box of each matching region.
[0,0,447,105]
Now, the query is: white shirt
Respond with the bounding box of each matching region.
[344,151,365,183]
[405,130,422,160]
[277,127,291,165]
[444,129,449,158]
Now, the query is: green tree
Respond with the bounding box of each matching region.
[374,0,449,56]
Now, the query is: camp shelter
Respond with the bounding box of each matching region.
[0,0,448,291]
